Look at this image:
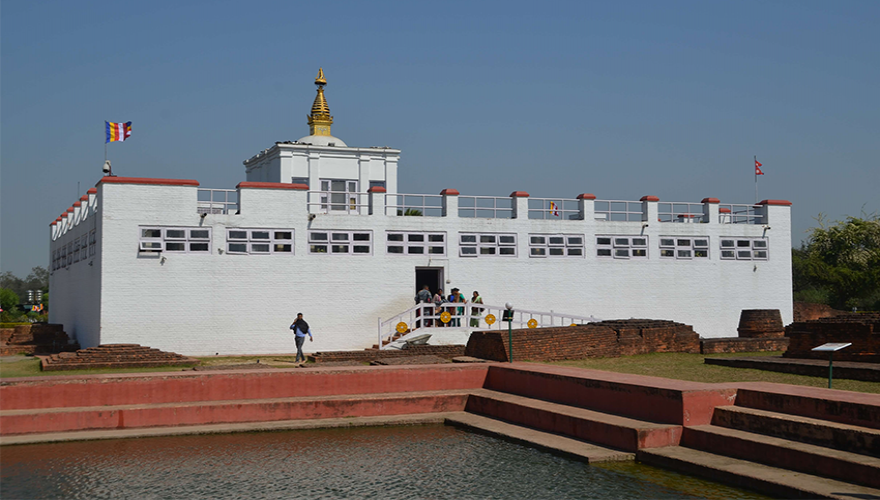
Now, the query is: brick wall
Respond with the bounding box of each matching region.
[465,319,700,362]
[793,302,845,322]
[311,345,466,363]
[783,314,880,363]
[0,324,78,356]
[700,337,789,354]
[737,309,785,338]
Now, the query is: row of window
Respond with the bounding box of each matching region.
[134,227,770,261]
[52,230,97,270]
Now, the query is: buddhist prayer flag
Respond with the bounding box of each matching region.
[549,201,559,217]
[106,121,132,143]
[755,159,764,175]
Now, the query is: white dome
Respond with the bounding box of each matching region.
[296,134,347,147]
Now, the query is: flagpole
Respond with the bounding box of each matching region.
[754,155,758,204]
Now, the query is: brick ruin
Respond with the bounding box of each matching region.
[0,323,79,356]
[700,309,790,354]
[40,344,198,371]
[784,313,880,363]
[464,319,700,362]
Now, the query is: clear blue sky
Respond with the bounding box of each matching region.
[2,0,878,278]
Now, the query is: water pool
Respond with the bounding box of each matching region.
[1,425,769,499]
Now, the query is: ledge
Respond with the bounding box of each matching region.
[719,208,731,213]
[87,188,97,194]
[509,191,530,198]
[236,182,308,190]
[758,199,792,206]
[440,189,460,196]
[368,186,387,193]
[640,195,660,202]
[97,177,200,187]
[577,193,596,200]
[701,197,720,204]
[73,201,81,207]
[80,195,89,201]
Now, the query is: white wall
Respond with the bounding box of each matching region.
[50,179,792,356]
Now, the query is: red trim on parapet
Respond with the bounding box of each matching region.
[50,221,57,226]
[367,186,387,193]
[509,191,529,198]
[576,193,596,200]
[439,189,460,196]
[235,182,308,190]
[80,195,89,201]
[640,195,660,202]
[758,199,792,206]
[73,202,82,207]
[719,208,731,213]
[701,197,720,204]
[87,188,97,194]
[67,207,74,213]
[97,177,200,187]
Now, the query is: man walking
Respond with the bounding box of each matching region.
[290,313,313,364]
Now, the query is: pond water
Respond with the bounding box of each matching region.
[1,425,770,499]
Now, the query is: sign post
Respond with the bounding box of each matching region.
[504,303,514,363]
[811,343,852,389]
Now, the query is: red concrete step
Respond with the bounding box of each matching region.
[681,424,880,489]
[465,388,681,452]
[639,446,880,500]
[0,390,470,436]
[734,385,880,429]
[713,405,880,457]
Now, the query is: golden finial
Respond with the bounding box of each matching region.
[307,68,333,136]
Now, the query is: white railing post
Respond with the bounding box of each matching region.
[701,197,720,224]
[577,193,595,221]
[510,191,529,219]
[369,186,387,216]
[640,195,659,223]
[441,189,459,217]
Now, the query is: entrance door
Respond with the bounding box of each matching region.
[415,267,443,296]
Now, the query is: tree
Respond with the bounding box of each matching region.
[0,288,19,313]
[793,213,880,310]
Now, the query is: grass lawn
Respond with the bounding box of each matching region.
[546,351,880,394]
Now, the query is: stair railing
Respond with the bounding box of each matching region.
[378,303,600,350]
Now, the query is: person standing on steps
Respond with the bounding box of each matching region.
[290,313,313,364]
[470,291,484,327]
[416,284,433,327]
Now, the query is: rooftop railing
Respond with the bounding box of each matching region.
[720,204,762,224]
[658,202,705,223]
[594,200,644,221]
[528,198,582,220]
[198,189,239,215]
[307,190,369,214]
[458,196,513,219]
[386,193,443,217]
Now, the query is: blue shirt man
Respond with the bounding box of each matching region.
[290,313,313,363]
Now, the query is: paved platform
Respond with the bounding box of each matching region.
[705,355,880,382]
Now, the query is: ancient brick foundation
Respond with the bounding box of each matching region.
[699,309,789,354]
[793,302,845,322]
[465,319,700,362]
[784,314,880,363]
[0,323,79,356]
[311,345,466,364]
[40,344,198,371]
[700,337,789,354]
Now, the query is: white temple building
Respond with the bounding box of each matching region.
[48,69,793,356]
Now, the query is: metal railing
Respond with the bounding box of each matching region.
[458,196,513,219]
[527,198,582,220]
[378,303,599,349]
[658,202,705,223]
[719,204,762,224]
[594,200,644,222]
[385,193,444,217]
[307,190,368,214]
[198,189,238,215]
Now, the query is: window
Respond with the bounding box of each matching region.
[61,246,67,268]
[309,230,371,255]
[67,242,73,265]
[529,234,584,258]
[320,179,359,212]
[720,238,769,260]
[89,230,96,257]
[80,236,89,260]
[660,237,709,260]
[73,238,81,263]
[227,229,293,255]
[139,227,212,253]
[597,235,648,259]
[386,232,446,256]
[459,233,517,257]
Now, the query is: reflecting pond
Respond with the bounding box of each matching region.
[1,425,770,499]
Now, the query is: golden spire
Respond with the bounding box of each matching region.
[307,68,333,136]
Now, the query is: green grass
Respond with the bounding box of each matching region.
[0,358,195,378]
[545,351,880,394]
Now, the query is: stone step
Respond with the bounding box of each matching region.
[465,388,681,452]
[639,446,880,500]
[713,405,880,457]
[0,389,471,436]
[682,424,880,488]
[445,412,633,463]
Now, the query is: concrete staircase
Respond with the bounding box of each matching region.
[639,384,880,499]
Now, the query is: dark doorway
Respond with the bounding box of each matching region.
[415,267,443,296]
